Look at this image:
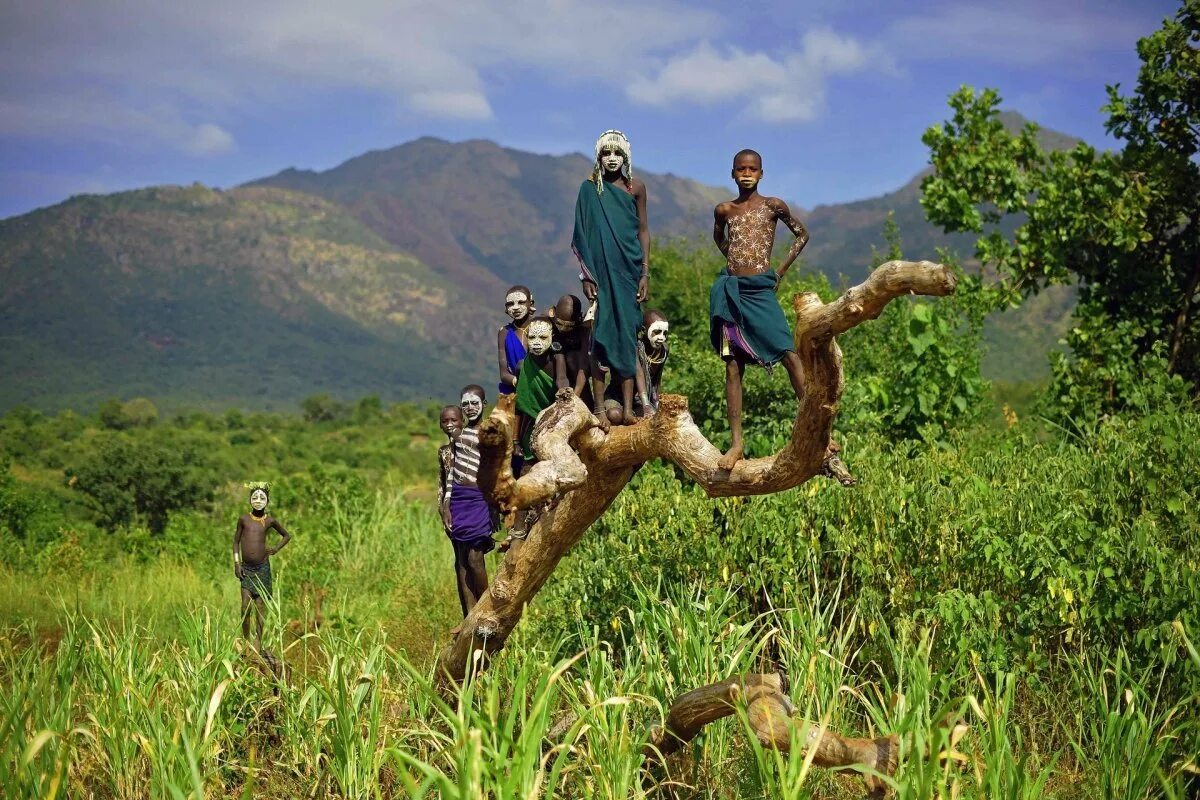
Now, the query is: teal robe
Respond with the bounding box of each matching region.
[572,179,643,378]
[709,269,795,367]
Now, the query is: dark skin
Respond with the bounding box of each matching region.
[233,498,291,652]
[497,290,533,392]
[712,152,810,471]
[438,406,463,530]
[516,321,564,454]
[552,295,590,397]
[637,309,669,415]
[582,146,649,428]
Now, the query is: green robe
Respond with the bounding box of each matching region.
[515,355,557,459]
[572,179,643,379]
[709,269,795,367]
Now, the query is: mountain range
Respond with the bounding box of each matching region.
[0,113,1076,412]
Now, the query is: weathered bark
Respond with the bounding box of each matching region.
[437,260,956,683]
[644,673,897,798]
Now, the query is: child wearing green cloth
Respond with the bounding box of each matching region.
[514,317,562,462]
[710,149,811,471]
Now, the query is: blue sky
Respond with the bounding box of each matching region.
[0,0,1180,220]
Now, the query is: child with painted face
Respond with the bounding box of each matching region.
[437,405,464,535]
[233,483,292,661]
[447,385,498,617]
[636,310,670,416]
[497,285,534,396]
[515,317,562,463]
[551,295,590,398]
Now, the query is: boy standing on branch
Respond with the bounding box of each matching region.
[572,129,649,428]
[710,149,810,471]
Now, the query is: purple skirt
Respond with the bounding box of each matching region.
[448,483,496,552]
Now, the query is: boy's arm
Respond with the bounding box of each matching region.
[635,354,650,410]
[233,518,244,578]
[767,197,809,287]
[267,519,291,556]
[497,328,518,389]
[554,352,570,390]
[712,205,729,257]
[635,181,650,302]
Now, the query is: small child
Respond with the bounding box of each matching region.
[437,405,464,534]
[515,317,562,463]
[233,483,292,660]
[636,309,670,416]
[497,286,534,396]
[551,294,590,398]
[447,385,497,617]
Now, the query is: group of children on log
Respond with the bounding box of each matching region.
[434,130,818,620]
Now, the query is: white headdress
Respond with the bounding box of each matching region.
[592,129,632,194]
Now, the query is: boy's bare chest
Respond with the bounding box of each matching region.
[726,204,777,267]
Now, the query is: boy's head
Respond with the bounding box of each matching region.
[459,385,486,423]
[504,286,534,321]
[249,487,270,512]
[594,129,632,177]
[439,405,464,438]
[642,309,669,349]
[731,149,763,191]
[526,316,556,357]
[552,295,583,333]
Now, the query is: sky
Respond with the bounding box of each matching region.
[0,0,1181,220]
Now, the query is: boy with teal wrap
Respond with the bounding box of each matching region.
[710,149,811,471]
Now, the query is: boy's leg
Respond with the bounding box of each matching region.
[780,351,807,401]
[453,542,470,617]
[590,358,610,431]
[718,357,746,471]
[253,598,265,650]
[464,545,489,611]
[620,375,637,425]
[240,589,252,639]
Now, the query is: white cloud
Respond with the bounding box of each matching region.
[185,123,236,156]
[0,0,719,152]
[628,28,875,123]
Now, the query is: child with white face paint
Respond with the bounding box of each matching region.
[233,482,292,660]
[446,384,498,618]
[636,309,671,416]
[514,317,562,462]
[497,285,534,396]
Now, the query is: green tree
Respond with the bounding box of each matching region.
[301,394,346,423]
[920,1,1200,416]
[65,435,211,534]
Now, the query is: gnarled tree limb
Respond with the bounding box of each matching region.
[437,260,956,683]
[644,673,897,798]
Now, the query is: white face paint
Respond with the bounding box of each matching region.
[249,489,269,512]
[504,291,531,321]
[460,392,484,422]
[647,320,669,348]
[600,151,625,174]
[526,321,554,356]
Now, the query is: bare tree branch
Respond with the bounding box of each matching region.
[438,259,956,683]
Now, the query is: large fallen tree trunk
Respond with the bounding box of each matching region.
[437,260,957,683]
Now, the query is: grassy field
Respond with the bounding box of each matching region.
[2,405,1198,798]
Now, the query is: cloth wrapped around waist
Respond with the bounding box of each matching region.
[240,560,272,599]
[709,269,795,367]
[448,483,497,552]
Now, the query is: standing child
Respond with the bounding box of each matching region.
[515,317,562,463]
[497,286,534,396]
[437,405,464,534]
[233,483,292,660]
[447,385,497,617]
[636,309,670,416]
[710,149,810,470]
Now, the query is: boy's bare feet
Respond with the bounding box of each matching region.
[593,407,611,432]
[621,409,639,426]
[717,442,744,471]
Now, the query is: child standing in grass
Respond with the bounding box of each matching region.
[233,483,292,662]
